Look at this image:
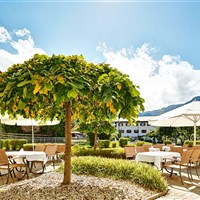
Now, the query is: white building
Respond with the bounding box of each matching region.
[113,116,155,139]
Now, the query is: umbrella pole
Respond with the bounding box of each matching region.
[194,122,197,146]
[32,124,34,151]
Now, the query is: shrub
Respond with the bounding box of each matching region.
[196,140,200,145]
[135,140,145,146]
[119,137,128,147]
[86,132,95,146]
[1,139,9,150]
[23,143,34,151]
[111,141,117,148]
[1,139,27,150]
[184,140,194,147]
[163,139,172,145]
[72,148,125,159]
[58,156,168,192]
[99,140,110,148]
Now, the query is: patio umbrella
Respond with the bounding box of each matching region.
[15,116,60,150]
[148,100,200,145]
[0,114,59,149]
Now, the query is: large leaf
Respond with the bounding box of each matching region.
[67,88,78,98]
[17,80,31,87]
[18,100,26,110]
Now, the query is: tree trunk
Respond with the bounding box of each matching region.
[62,101,72,185]
[94,129,97,151]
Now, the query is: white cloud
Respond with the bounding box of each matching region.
[0,27,46,72]
[0,27,11,43]
[97,43,200,111]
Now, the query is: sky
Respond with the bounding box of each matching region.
[0,1,200,112]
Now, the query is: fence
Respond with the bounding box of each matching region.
[0,132,86,144]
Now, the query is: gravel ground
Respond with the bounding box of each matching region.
[0,172,157,200]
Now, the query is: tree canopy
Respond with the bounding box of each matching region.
[0,54,144,184]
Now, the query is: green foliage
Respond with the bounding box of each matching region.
[135,140,145,146]
[86,132,95,147]
[72,146,125,159]
[23,143,34,151]
[1,139,27,150]
[0,53,144,184]
[196,140,200,145]
[111,141,117,148]
[1,139,9,150]
[163,139,172,145]
[119,137,128,147]
[99,140,110,148]
[184,140,194,147]
[57,156,167,192]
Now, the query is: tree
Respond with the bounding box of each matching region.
[75,120,117,149]
[0,54,144,185]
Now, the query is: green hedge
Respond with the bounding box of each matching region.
[119,137,128,147]
[184,140,194,147]
[99,140,110,148]
[1,139,28,150]
[72,147,125,159]
[58,156,168,192]
[163,140,172,145]
[196,140,200,145]
[23,143,34,151]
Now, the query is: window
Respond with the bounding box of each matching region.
[134,130,139,133]
[126,130,131,133]
[140,122,145,126]
[141,129,147,133]
[119,130,124,133]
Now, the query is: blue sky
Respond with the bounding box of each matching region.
[1,1,200,111]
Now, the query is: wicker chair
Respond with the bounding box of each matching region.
[124,146,136,159]
[34,144,46,152]
[163,150,193,184]
[0,149,28,184]
[188,149,200,180]
[45,145,57,168]
[56,144,65,160]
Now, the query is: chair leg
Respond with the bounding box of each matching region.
[170,168,174,177]
[6,168,11,184]
[187,166,192,182]
[195,162,199,178]
[179,169,183,185]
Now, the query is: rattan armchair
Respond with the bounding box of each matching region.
[0,149,28,184]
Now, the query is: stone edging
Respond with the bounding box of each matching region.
[145,189,169,200]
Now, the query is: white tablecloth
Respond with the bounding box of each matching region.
[135,151,180,170]
[6,151,47,164]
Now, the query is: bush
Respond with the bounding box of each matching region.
[23,143,34,151]
[135,140,145,146]
[1,139,27,150]
[196,140,200,145]
[72,148,125,159]
[1,139,9,150]
[163,139,172,145]
[87,132,95,146]
[58,156,168,192]
[99,140,110,148]
[119,137,128,147]
[111,141,117,148]
[184,140,194,147]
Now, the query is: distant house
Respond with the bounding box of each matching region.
[113,116,155,139]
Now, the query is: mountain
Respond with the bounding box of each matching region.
[139,96,200,116]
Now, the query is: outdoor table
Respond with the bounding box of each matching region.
[6,150,47,171]
[135,151,180,170]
